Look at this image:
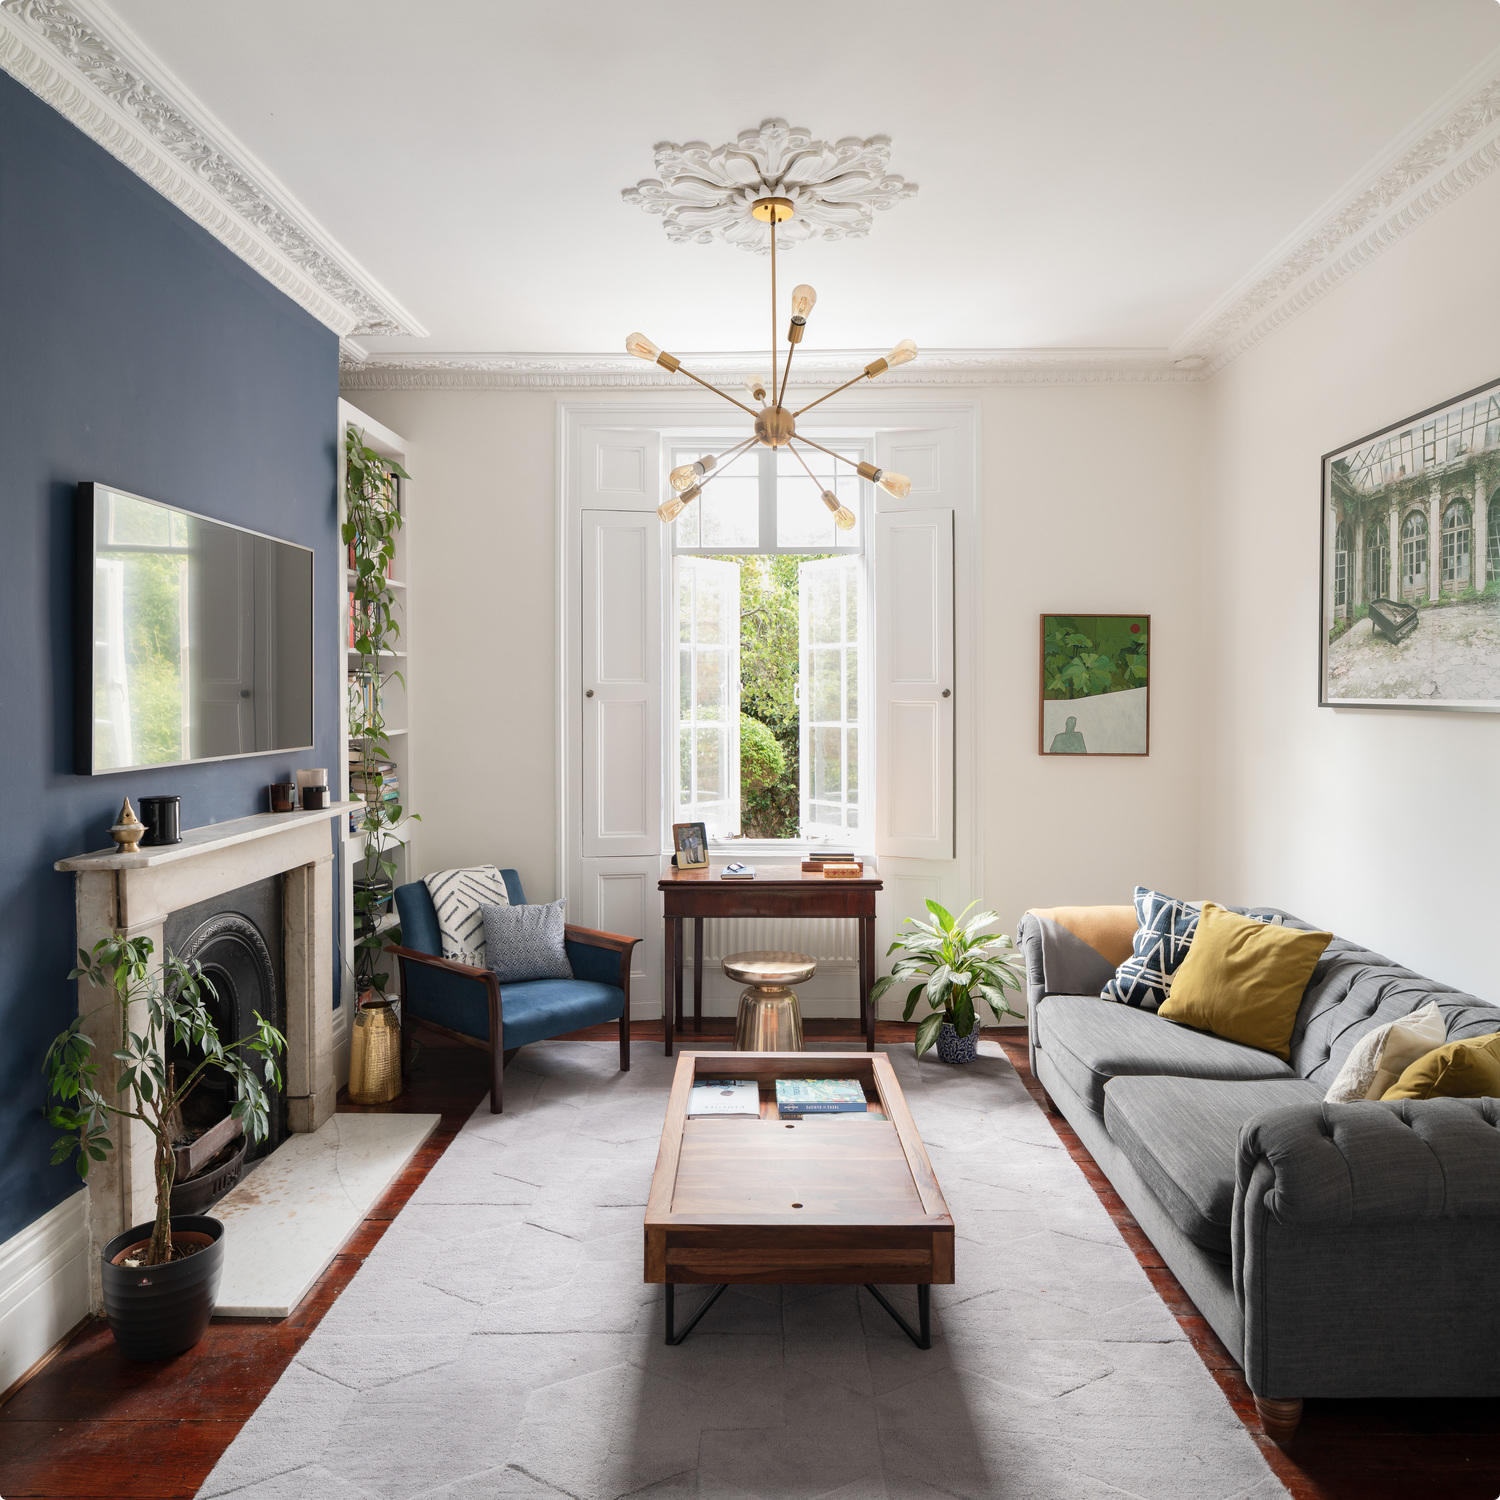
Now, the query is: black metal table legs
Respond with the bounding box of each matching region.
[663,1283,931,1348]
[663,1282,727,1345]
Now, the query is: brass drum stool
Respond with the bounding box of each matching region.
[724,951,816,1051]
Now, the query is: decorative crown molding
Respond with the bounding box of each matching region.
[0,0,424,339]
[1180,52,1500,372]
[338,347,1201,392]
[622,118,917,252]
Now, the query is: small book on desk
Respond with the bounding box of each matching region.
[776,1078,869,1117]
[720,862,755,879]
[688,1079,761,1118]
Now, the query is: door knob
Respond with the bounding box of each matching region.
[585,689,595,698]
[941,688,951,698]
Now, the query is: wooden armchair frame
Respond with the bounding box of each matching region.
[385,924,640,1112]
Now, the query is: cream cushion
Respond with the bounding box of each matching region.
[1323,1000,1446,1103]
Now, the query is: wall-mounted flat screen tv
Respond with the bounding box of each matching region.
[79,483,314,774]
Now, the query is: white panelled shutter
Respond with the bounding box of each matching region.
[581,509,661,857]
[799,555,862,839]
[874,508,954,859]
[675,556,740,838]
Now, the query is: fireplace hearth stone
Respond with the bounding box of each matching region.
[57,804,359,1304]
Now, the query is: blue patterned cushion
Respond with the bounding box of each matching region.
[1102,888,1277,1010]
[1101,888,1198,1010]
[480,899,573,984]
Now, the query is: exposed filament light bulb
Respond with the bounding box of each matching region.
[625,331,660,362]
[884,338,918,369]
[821,490,857,531]
[657,482,702,523]
[790,284,817,318]
[669,455,715,492]
[876,469,913,500]
[744,373,771,404]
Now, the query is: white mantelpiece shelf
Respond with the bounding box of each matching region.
[55,803,361,873]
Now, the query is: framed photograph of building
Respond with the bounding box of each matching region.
[1321,376,1500,710]
[1038,614,1150,755]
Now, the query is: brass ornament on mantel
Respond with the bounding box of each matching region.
[109,797,146,854]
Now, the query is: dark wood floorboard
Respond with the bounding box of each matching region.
[4,1022,1498,1499]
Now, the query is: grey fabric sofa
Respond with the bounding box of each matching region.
[1017,904,1500,1441]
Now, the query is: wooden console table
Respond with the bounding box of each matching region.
[658,864,884,1054]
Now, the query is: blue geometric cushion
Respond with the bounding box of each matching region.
[1102,887,1275,1011]
[1101,887,1198,1010]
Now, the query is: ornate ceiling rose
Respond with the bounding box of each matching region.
[621,117,918,252]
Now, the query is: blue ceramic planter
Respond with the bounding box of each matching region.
[936,1020,979,1064]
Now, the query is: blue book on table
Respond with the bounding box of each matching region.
[775,1078,868,1117]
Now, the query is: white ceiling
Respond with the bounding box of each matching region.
[100,0,1500,356]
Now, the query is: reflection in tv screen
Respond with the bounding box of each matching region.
[83,485,314,773]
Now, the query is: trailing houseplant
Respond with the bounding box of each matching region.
[871,900,1025,1063]
[344,425,413,1005]
[45,934,285,1356]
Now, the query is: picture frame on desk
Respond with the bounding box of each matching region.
[672,821,708,869]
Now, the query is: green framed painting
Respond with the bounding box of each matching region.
[1038,614,1150,756]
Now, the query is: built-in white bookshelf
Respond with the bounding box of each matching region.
[335,399,415,1074]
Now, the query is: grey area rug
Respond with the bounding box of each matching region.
[197,1041,1282,1500]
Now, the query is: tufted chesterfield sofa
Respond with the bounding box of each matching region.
[1017,903,1500,1442]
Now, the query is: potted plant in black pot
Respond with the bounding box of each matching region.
[872,900,1025,1063]
[44,934,285,1359]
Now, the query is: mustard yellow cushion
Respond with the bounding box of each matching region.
[1382,1031,1500,1101]
[1158,903,1331,1062]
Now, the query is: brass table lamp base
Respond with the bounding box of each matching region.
[724,951,816,1052]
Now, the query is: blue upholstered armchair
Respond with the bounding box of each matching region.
[387,870,640,1112]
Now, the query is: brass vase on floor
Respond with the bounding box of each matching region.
[348,997,402,1104]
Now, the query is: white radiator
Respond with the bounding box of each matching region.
[699,917,859,966]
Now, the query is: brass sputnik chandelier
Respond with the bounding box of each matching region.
[626,195,916,528]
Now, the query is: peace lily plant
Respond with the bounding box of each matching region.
[871,900,1025,1060]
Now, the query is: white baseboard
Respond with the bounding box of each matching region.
[0,1191,91,1396]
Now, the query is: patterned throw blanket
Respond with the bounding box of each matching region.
[422,865,510,968]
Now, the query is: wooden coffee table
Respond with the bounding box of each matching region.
[644,1051,954,1347]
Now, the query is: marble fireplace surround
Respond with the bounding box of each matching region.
[56,804,358,1282]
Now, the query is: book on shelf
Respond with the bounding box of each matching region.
[775,1078,869,1117]
[687,1078,761,1118]
[804,851,856,863]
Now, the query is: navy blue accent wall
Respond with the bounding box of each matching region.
[0,72,340,1244]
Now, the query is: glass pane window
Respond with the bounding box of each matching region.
[775,450,862,549]
[799,555,862,839]
[1489,495,1500,583]
[1333,524,1350,609]
[675,556,740,838]
[1401,510,1428,597]
[670,442,869,844]
[1441,500,1471,587]
[1365,532,1389,603]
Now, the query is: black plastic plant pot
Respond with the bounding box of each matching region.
[100,1214,225,1360]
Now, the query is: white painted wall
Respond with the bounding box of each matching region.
[1202,168,1500,1001]
[352,380,1208,946]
